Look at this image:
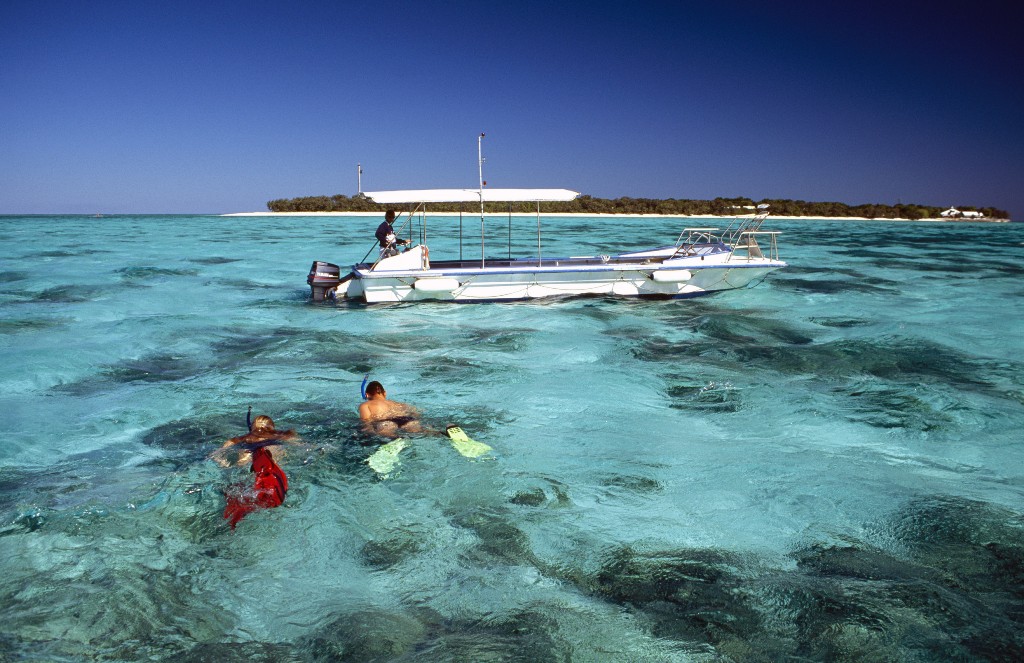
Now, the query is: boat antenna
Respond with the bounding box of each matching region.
[478,133,486,268]
[478,133,486,194]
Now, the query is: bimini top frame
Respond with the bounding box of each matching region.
[363,188,580,204]
[364,188,581,268]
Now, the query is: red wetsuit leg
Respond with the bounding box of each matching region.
[224,448,288,528]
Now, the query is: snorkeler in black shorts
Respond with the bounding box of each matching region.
[358,381,423,438]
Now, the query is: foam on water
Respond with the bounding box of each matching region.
[1,214,1023,659]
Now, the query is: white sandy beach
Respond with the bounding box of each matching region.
[222,211,1006,222]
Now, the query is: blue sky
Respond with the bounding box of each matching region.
[2,1,1020,218]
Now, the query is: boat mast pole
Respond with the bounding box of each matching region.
[478,133,485,268]
[537,200,542,266]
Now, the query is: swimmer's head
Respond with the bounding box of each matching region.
[365,381,385,398]
[251,415,275,432]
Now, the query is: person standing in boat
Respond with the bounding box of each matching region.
[375,209,409,259]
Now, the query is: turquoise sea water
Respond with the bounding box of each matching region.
[1,214,1022,661]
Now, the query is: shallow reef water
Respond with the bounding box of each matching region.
[0,214,1022,660]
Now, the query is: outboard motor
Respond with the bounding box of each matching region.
[307,261,341,301]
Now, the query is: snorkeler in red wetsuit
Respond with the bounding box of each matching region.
[222,446,288,529]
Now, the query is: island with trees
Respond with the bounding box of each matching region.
[265,194,1009,221]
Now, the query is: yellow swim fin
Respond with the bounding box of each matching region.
[446,426,492,459]
[367,438,408,477]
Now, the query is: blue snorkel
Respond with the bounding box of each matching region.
[360,374,369,400]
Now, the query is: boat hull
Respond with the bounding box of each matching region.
[342,260,782,303]
[318,223,785,304]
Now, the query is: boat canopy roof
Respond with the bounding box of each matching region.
[364,188,580,204]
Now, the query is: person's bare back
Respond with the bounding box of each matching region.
[359,381,423,437]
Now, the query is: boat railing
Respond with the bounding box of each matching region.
[718,204,782,261]
[671,227,724,257]
[721,204,770,244]
[729,230,782,262]
[675,227,720,244]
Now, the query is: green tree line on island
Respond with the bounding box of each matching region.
[266,194,1009,220]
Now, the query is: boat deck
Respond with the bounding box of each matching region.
[356,254,665,273]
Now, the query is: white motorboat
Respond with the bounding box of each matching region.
[308,194,784,302]
[307,139,785,303]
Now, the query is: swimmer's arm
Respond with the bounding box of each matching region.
[210,434,252,467]
[276,430,300,445]
[358,404,383,433]
[211,440,235,467]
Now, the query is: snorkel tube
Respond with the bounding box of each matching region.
[246,405,252,431]
[360,374,369,400]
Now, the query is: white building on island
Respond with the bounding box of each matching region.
[940,207,985,219]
